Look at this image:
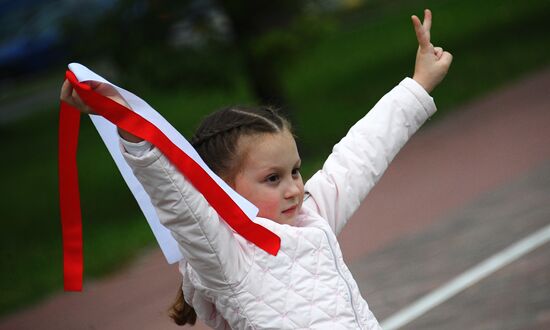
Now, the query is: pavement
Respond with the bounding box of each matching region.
[1,67,549,330]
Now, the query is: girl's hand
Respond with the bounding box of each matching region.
[59,79,143,142]
[411,9,453,93]
[60,79,94,114]
[60,79,129,114]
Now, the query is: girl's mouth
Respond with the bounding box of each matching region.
[282,205,297,215]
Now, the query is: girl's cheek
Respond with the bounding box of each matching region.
[260,202,278,217]
[256,198,280,220]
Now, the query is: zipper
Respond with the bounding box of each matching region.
[321,228,363,329]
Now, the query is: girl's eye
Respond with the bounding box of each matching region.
[292,168,301,177]
[266,174,280,184]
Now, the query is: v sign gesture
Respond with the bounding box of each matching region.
[411,9,453,93]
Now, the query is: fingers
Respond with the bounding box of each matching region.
[411,13,431,49]
[88,81,102,89]
[71,89,86,109]
[61,79,93,114]
[60,78,123,114]
[60,79,73,101]
[422,9,432,32]
[434,46,443,59]
[71,90,85,109]
[60,79,80,109]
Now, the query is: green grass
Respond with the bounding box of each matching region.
[1,0,549,317]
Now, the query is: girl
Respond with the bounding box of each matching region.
[61,9,452,329]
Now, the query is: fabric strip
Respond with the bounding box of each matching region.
[58,101,83,291]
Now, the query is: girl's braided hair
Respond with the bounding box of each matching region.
[169,105,290,326]
[190,105,291,180]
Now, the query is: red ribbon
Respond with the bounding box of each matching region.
[59,70,281,291]
[59,100,83,291]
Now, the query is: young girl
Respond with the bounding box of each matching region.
[61,9,452,329]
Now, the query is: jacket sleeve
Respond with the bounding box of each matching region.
[122,146,251,289]
[303,78,436,235]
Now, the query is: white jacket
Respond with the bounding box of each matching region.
[122,78,436,329]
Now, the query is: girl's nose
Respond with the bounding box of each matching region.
[284,180,302,199]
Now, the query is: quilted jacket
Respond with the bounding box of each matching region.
[122,78,436,329]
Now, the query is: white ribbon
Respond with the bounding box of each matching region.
[68,63,258,263]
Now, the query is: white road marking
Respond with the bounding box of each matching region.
[380,223,550,330]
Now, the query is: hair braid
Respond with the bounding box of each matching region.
[190,116,245,147]
[190,105,290,178]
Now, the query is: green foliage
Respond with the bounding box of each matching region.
[250,14,336,71]
[115,44,241,93]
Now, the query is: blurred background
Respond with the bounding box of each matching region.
[1,0,549,323]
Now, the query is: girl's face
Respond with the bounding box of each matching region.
[231,130,304,225]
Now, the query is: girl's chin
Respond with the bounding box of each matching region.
[278,209,299,225]
[261,207,300,225]
[275,216,296,225]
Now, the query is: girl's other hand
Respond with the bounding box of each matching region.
[411,9,453,93]
[59,79,143,142]
[59,79,130,114]
[60,79,94,114]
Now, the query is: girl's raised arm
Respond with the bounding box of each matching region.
[303,9,451,234]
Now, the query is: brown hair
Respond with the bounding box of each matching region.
[169,105,290,326]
